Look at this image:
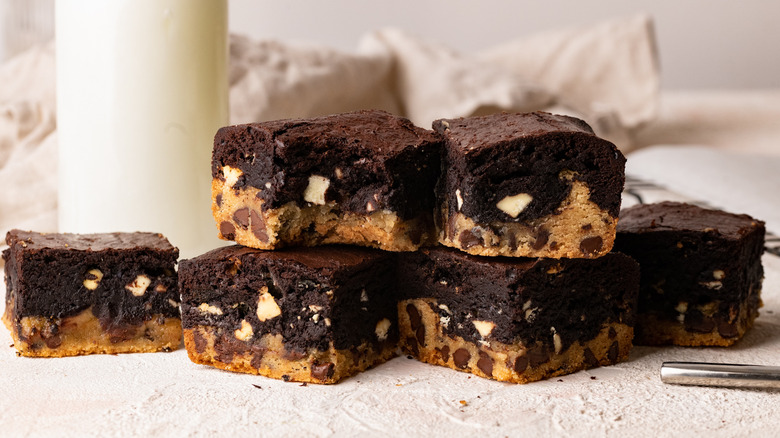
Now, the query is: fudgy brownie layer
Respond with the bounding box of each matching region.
[397,247,639,351]
[212,172,435,251]
[3,230,180,328]
[179,245,398,354]
[433,112,625,225]
[184,326,397,384]
[438,177,616,258]
[212,109,441,221]
[3,297,181,357]
[615,202,765,346]
[399,299,633,383]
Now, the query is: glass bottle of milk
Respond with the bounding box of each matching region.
[56,0,228,258]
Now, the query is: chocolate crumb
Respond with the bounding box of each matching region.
[300,382,308,387]
[557,379,563,382]
[282,375,290,382]
[252,384,263,389]
[406,355,413,360]
[590,376,597,380]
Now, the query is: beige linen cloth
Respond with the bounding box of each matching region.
[0,14,658,241]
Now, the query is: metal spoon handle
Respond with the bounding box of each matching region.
[661,362,780,388]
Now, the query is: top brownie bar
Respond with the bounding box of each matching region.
[433,112,625,259]
[211,110,442,251]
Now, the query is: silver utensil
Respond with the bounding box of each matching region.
[661,362,780,389]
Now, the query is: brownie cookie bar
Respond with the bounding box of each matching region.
[396,247,639,384]
[179,245,398,384]
[2,230,181,357]
[614,202,765,347]
[433,112,625,259]
[211,110,441,252]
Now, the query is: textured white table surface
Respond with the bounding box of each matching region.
[2,147,780,437]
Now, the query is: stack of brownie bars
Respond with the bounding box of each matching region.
[2,109,765,385]
[179,110,640,384]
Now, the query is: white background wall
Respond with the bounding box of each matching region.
[230,0,780,90]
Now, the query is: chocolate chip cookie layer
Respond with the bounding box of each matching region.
[396,247,639,384]
[179,245,398,384]
[2,230,181,357]
[433,112,625,258]
[211,110,441,252]
[615,202,765,347]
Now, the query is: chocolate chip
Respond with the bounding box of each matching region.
[311,362,335,381]
[607,341,619,363]
[407,227,423,246]
[219,221,236,240]
[233,208,251,229]
[416,325,426,347]
[581,224,592,231]
[583,347,599,368]
[608,327,617,339]
[192,330,207,354]
[282,375,290,382]
[406,336,419,356]
[532,229,550,250]
[406,303,422,331]
[717,321,739,338]
[580,236,603,255]
[527,347,549,368]
[453,348,471,369]
[440,345,450,363]
[44,335,62,349]
[215,193,223,207]
[514,355,529,373]
[477,351,493,377]
[508,231,518,251]
[549,241,559,251]
[685,313,716,334]
[447,213,459,240]
[250,209,269,243]
[250,351,265,370]
[459,229,483,249]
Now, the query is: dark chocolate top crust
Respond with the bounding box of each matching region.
[3,230,180,332]
[434,112,625,222]
[617,201,765,238]
[212,110,442,220]
[6,230,177,252]
[191,244,386,272]
[397,247,639,352]
[179,245,397,352]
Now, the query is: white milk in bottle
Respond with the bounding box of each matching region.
[56,0,228,257]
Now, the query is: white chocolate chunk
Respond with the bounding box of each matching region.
[455,189,464,210]
[198,303,223,315]
[125,274,151,297]
[472,320,495,338]
[552,327,562,354]
[257,286,282,321]
[496,193,533,218]
[83,269,104,290]
[713,270,725,280]
[234,320,254,341]
[223,165,243,187]
[304,175,330,205]
[375,318,391,341]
